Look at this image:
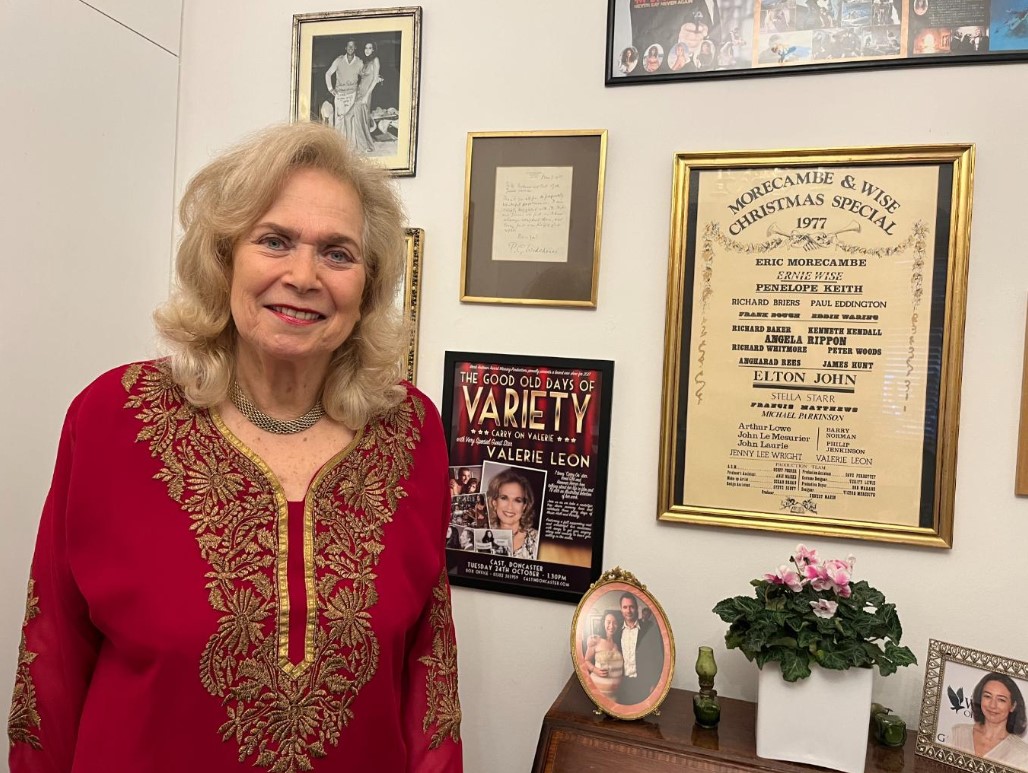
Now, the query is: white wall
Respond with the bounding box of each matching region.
[0,2,181,771]
[7,0,1028,771]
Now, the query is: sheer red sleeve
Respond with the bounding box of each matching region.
[9,400,102,772]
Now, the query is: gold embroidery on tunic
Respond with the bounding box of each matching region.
[419,570,462,749]
[124,362,422,772]
[8,578,42,750]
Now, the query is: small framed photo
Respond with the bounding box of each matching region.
[570,568,675,720]
[291,7,422,176]
[398,228,424,384]
[460,130,608,307]
[917,639,1028,773]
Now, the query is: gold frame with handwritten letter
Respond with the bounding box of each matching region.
[459,130,607,307]
[657,145,975,547]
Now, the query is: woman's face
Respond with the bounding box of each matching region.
[365,44,374,57]
[493,482,527,530]
[230,168,366,375]
[981,680,1016,727]
[604,614,618,637]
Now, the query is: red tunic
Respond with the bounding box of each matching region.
[8,361,462,772]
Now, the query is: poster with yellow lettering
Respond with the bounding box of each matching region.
[658,146,974,546]
[442,352,614,601]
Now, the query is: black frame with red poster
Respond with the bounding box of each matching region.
[441,352,614,603]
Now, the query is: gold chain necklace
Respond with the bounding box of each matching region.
[229,381,325,435]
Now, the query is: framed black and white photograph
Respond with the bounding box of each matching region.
[291,7,422,176]
[918,640,1028,773]
[570,567,676,720]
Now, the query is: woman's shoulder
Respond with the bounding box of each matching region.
[1006,734,1028,751]
[59,359,183,436]
[396,381,444,424]
[72,359,171,411]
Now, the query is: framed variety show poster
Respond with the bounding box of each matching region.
[291,7,422,176]
[607,0,1028,84]
[441,352,614,602]
[658,145,975,547]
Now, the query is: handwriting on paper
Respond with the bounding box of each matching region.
[492,166,573,263]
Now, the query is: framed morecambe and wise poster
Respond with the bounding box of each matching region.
[460,131,607,307]
[441,352,614,602]
[291,7,422,176]
[607,0,1028,84]
[658,145,974,547]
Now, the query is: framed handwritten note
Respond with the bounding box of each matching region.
[658,144,975,547]
[460,131,607,307]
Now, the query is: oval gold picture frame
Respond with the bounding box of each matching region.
[569,567,675,720]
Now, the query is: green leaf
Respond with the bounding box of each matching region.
[779,649,812,682]
[885,641,918,667]
[814,647,850,670]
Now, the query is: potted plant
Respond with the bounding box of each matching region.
[713,544,916,773]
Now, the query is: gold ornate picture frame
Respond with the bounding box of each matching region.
[291,7,422,176]
[399,227,423,384]
[1016,298,1028,495]
[658,145,974,547]
[917,639,1028,773]
[570,568,675,720]
[460,130,607,307]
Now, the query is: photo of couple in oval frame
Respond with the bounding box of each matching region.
[570,568,675,720]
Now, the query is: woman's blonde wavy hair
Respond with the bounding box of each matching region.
[154,122,407,428]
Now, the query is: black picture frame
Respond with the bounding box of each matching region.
[606,0,1028,85]
[441,351,614,603]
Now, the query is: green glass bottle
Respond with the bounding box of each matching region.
[693,646,721,728]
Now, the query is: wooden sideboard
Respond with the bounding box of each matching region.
[533,675,947,773]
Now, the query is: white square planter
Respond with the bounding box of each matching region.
[756,663,873,773]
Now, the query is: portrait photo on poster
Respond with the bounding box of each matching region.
[291,7,422,176]
[918,640,1028,773]
[570,568,676,720]
[441,352,614,603]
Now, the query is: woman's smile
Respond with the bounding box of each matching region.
[267,305,325,323]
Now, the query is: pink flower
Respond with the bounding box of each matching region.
[792,544,819,567]
[824,559,853,597]
[810,599,839,619]
[803,563,834,592]
[764,564,805,592]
